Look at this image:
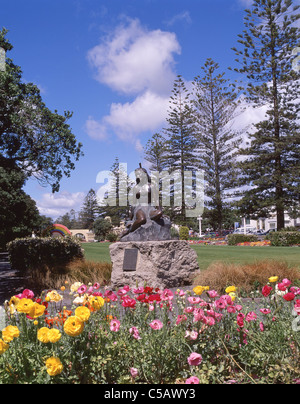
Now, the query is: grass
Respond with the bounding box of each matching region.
[82,242,300,270]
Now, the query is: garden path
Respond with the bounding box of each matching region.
[0,253,26,305]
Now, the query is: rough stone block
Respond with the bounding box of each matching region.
[109,240,200,290]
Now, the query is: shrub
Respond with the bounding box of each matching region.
[268,231,300,246]
[7,237,84,272]
[179,226,189,240]
[106,232,118,242]
[227,234,258,246]
[65,259,112,286]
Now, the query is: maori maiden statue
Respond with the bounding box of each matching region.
[120,164,172,242]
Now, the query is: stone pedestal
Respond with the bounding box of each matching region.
[109,240,200,290]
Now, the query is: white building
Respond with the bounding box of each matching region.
[240,211,300,233]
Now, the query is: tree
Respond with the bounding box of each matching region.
[164,75,200,224]
[192,59,242,232]
[144,133,168,172]
[232,0,300,229]
[79,189,99,229]
[0,28,83,193]
[0,164,42,249]
[98,157,132,226]
[93,218,113,241]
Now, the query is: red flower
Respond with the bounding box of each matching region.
[262,285,273,297]
[283,292,295,302]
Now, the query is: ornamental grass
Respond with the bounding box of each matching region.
[0,278,299,384]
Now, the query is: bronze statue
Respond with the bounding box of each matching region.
[120,164,171,242]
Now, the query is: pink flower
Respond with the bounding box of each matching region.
[278,283,287,292]
[161,289,174,301]
[188,296,201,304]
[117,288,128,296]
[16,289,35,299]
[235,305,243,311]
[260,308,271,315]
[149,319,163,330]
[294,299,300,314]
[133,287,144,294]
[104,290,118,301]
[259,322,265,332]
[282,278,292,287]
[246,311,257,322]
[176,315,187,325]
[185,376,200,384]
[193,308,205,322]
[130,367,139,378]
[214,299,227,310]
[187,352,203,366]
[203,316,215,326]
[110,319,120,332]
[77,284,87,295]
[129,327,141,340]
[207,290,219,299]
[237,313,245,328]
[184,306,194,314]
[175,289,186,297]
[290,287,300,296]
[93,282,100,290]
[227,305,236,314]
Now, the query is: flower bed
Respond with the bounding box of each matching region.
[0,277,300,384]
[236,240,271,247]
[188,238,227,246]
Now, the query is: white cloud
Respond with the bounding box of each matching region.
[85,116,108,140]
[36,191,85,219]
[165,11,192,27]
[86,18,180,142]
[87,18,181,96]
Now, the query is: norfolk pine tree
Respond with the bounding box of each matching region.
[164,75,200,224]
[232,0,300,229]
[192,59,242,232]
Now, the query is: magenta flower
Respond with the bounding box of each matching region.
[187,352,203,366]
[161,289,174,301]
[246,311,257,322]
[93,282,100,290]
[185,376,200,384]
[77,284,87,295]
[130,367,139,378]
[149,319,163,330]
[260,308,271,315]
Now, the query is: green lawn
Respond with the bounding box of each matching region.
[82,242,300,270]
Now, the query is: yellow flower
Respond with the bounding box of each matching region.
[193,286,205,296]
[268,276,279,283]
[37,327,51,343]
[48,328,62,343]
[2,326,20,343]
[225,286,237,294]
[17,298,34,314]
[0,339,9,355]
[60,286,66,292]
[75,306,91,323]
[64,316,84,337]
[46,290,63,303]
[33,321,38,326]
[45,356,63,376]
[229,292,237,302]
[88,296,104,311]
[7,296,20,314]
[27,302,46,319]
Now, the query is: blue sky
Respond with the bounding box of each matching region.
[1,0,265,219]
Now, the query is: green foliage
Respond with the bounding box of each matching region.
[0,28,83,193]
[268,231,300,247]
[179,226,189,240]
[232,1,300,229]
[93,218,113,241]
[7,237,84,272]
[106,232,118,242]
[0,165,42,249]
[227,234,258,246]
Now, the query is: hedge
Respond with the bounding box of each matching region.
[179,226,189,240]
[267,231,300,247]
[227,234,258,246]
[7,237,84,271]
